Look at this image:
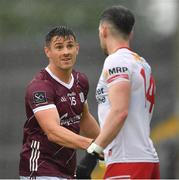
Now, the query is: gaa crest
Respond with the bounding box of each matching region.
[79,92,85,103]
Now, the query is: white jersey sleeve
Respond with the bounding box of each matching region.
[103,53,132,87]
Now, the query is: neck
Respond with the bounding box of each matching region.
[48,65,72,84]
[107,38,130,55]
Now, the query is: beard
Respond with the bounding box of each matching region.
[99,38,108,56]
[100,44,107,56]
[101,46,108,56]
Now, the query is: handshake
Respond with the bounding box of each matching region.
[76,142,104,179]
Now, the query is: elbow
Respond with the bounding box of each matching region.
[112,108,128,123]
[47,133,56,143]
[119,110,128,123]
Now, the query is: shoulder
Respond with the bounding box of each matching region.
[103,51,134,75]
[72,70,89,93]
[26,69,54,93]
[105,50,132,67]
[130,51,152,73]
[73,70,89,84]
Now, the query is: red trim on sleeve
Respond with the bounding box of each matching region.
[107,74,129,84]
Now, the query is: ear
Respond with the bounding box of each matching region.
[44,46,50,58]
[101,24,108,38]
[76,43,80,55]
[129,29,134,41]
[104,27,108,38]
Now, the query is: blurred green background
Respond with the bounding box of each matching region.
[0,0,178,178]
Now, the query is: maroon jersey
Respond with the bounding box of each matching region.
[19,67,89,178]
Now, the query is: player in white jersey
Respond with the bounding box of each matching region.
[86,5,160,179]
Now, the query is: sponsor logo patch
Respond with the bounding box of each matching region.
[33,92,47,105]
[108,67,128,75]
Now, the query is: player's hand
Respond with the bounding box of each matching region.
[76,143,104,179]
[87,142,103,156]
[76,152,98,179]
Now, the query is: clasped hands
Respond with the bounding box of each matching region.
[75,142,104,179]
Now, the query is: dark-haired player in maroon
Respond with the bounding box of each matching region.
[19,26,100,179]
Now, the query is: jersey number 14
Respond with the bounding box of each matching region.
[140,68,155,113]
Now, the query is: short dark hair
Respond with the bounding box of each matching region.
[100,5,135,36]
[45,26,77,47]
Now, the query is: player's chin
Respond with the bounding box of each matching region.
[65,60,75,66]
[61,64,74,71]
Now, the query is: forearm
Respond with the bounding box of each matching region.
[47,125,93,149]
[80,103,100,139]
[94,82,130,149]
[80,113,100,139]
[95,109,127,148]
[35,108,93,150]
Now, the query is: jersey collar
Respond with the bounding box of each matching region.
[114,47,133,53]
[45,67,74,89]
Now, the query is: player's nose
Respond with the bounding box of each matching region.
[63,47,70,55]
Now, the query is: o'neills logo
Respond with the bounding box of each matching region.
[108,67,128,75]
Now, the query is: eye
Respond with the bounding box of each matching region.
[56,45,63,50]
[67,44,74,48]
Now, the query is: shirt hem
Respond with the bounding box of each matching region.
[19,172,73,179]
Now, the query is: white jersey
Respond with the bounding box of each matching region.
[96,48,159,165]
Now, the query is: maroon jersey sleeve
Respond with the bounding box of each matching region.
[26,79,56,111]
